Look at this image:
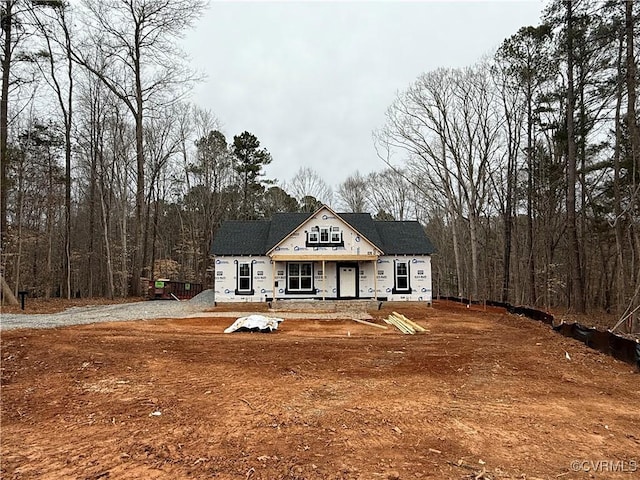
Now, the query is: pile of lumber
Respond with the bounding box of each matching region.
[352,318,388,329]
[383,311,428,335]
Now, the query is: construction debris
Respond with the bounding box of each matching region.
[224,315,283,333]
[352,318,388,329]
[383,312,428,334]
[392,312,428,333]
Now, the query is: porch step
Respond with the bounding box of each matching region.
[270,299,380,313]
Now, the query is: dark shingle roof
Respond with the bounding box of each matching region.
[211,213,435,256]
[339,213,383,250]
[210,220,271,255]
[374,221,435,255]
[265,213,312,250]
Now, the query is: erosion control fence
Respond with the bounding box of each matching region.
[439,296,640,370]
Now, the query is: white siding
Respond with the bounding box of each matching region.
[213,254,432,304]
[374,255,432,303]
[213,256,273,302]
[271,212,381,259]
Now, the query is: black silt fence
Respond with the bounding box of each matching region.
[440,296,639,370]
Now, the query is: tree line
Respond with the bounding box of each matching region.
[375,0,639,328]
[1,1,639,328]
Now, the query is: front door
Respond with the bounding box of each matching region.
[338,265,357,298]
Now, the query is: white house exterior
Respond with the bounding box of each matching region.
[210,206,434,303]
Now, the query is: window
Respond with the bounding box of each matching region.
[320,227,329,243]
[236,262,253,294]
[393,261,410,293]
[306,226,344,247]
[288,262,313,292]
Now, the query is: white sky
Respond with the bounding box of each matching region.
[183,0,545,191]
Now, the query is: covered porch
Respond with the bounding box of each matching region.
[269,253,380,301]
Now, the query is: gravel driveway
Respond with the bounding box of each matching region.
[0,290,219,331]
[0,290,378,330]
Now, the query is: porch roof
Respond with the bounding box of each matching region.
[270,254,379,262]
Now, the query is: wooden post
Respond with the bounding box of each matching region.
[373,258,378,301]
[322,260,326,301]
[271,259,277,302]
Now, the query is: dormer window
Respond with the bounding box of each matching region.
[320,227,330,243]
[306,226,344,247]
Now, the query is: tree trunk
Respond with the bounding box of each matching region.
[1,275,18,305]
[627,0,640,175]
[626,0,640,330]
[13,152,24,299]
[501,142,515,303]
[150,188,161,282]
[468,213,480,300]
[565,0,585,313]
[100,180,115,300]
[88,119,98,298]
[45,155,54,299]
[128,22,145,296]
[526,81,537,305]
[64,22,73,300]
[142,184,152,281]
[578,57,588,309]
[613,30,627,315]
[132,109,144,296]
[0,0,13,255]
[121,170,129,298]
[451,212,464,298]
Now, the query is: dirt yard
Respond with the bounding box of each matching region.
[1,301,639,479]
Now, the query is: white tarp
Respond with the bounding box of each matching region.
[223,315,283,333]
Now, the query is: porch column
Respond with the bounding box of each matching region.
[373,259,378,301]
[322,260,326,301]
[271,259,277,301]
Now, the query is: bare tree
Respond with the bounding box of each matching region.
[143,107,182,281]
[495,24,554,305]
[72,0,206,294]
[564,0,585,313]
[1,0,22,254]
[337,171,369,213]
[365,168,412,221]
[1,0,40,300]
[29,0,74,298]
[377,64,502,300]
[1,0,15,253]
[624,0,640,330]
[286,166,333,208]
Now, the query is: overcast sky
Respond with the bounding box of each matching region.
[183,0,545,191]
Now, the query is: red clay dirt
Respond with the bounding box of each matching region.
[1,301,639,479]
